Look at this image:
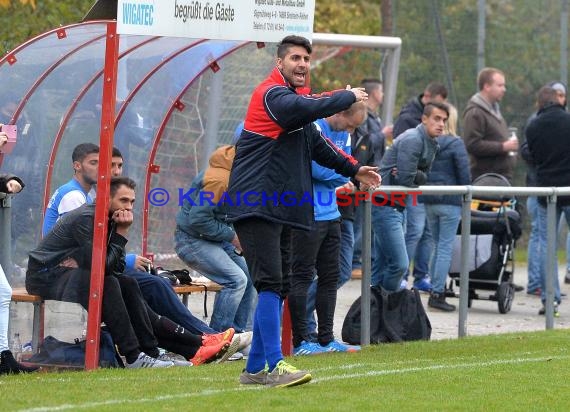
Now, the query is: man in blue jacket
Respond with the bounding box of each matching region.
[229,35,380,388]
[372,102,448,292]
[290,102,366,355]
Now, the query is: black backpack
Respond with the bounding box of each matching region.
[342,286,432,344]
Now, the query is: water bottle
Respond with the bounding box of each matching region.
[507,127,518,157]
[11,333,22,361]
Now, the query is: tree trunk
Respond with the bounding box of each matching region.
[381,0,393,36]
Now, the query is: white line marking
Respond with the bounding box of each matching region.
[312,355,568,383]
[18,355,569,412]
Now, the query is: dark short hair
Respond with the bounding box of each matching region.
[425,82,448,99]
[477,67,504,91]
[424,101,449,118]
[277,35,312,58]
[110,176,136,197]
[72,143,99,163]
[361,78,383,95]
[112,146,123,159]
[536,86,559,111]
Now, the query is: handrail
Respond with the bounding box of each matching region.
[358,185,569,344]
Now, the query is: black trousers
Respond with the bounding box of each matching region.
[27,268,157,360]
[234,217,291,297]
[290,220,341,347]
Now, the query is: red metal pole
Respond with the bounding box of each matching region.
[85,21,119,371]
[281,298,293,356]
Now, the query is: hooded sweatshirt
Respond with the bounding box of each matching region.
[176,145,236,243]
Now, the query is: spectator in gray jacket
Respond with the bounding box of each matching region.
[371,102,448,292]
[423,104,471,311]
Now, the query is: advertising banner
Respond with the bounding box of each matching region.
[117,0,315,42]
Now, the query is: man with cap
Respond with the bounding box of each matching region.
[526,85,570,317]
[521,81,567,295]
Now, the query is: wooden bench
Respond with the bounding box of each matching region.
[11,281,222,353]
[11,288,44,354]
[173,280,223,318]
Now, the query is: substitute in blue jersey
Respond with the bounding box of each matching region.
[42,143,99,236]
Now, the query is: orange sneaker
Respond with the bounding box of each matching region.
[202,328,235,347]
[190,341,229,366]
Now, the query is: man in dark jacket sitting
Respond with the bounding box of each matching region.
[26,177,237,367]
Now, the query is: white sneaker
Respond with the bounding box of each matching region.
[227,351,244,361]
[400,279,408,290]
[234,331,253,352]
[157,353,193,366]
[127,352,174,369]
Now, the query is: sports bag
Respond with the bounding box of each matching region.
[342,286,431,344]
[28,327,122,368]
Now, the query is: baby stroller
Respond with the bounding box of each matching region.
[447,173,522,313]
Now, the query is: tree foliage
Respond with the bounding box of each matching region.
[311,0,383,91]
[0,0,93,53]
[0,0,35,8]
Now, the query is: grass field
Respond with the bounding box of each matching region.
[2,330,570,411]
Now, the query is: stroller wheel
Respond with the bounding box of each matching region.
[497,282,515,313]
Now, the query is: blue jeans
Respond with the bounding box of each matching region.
[306,219,354,337]
[352,203,379,270]
[175,229,256,332]
[567,231,570,272]
[404,201,433,281]
[537,203,568,304]
[371,205,408,291]
[425,204,461,294]
[124,268,217,335]
[526,197,543,292]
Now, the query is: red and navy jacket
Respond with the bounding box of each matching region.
[227,67,361,230]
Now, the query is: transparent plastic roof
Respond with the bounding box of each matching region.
[1,21,395,281]
[0,21,275,273]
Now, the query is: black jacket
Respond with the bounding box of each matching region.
[340,108,386,220]
[526,104,570,206]
[393,95,424,138]
[0,173,24,193]
[520,112,538,187]
[227,67,361,230]
[27,203,127,277]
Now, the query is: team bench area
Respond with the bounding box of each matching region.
[10,279,223,354]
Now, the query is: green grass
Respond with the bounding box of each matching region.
[2,330,570,411]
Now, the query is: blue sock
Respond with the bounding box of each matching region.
[279,297,285,321]
[245,304,266,373]
[256,291,283,371]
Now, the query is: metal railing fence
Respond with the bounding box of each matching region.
[359,185,570,345]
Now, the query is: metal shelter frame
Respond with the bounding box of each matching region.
[83,23,403,369]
